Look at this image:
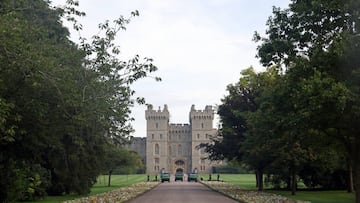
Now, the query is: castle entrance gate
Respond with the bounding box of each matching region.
[174,160,185,174]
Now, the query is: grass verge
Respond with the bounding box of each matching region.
[20,174,151,203]
[216,174,355,203]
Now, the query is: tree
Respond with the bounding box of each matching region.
[255,0,359,200]
[201,67,278,191]
[103,146,130,187]
[0,0,159,201]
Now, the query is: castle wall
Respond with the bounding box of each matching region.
[126,137,146,166]
[145,104,221,175]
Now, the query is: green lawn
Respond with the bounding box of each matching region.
[219,173,258,190]
[218,174,355,203]
[21,174,149,203]
[20,174,356,203]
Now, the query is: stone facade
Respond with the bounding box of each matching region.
[145,104,220,174]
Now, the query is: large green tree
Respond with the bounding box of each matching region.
[0,0,159,201]
[255,0,359,201]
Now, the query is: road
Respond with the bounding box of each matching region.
[128,177,238,203]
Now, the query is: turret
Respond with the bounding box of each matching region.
[190,105,215,173]
[146,104,170,174]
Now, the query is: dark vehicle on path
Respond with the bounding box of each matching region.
[160,173,170,183]
[175,172,183,181]
[187,173,198,182]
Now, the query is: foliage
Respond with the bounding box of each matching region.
[0,0,159,201]
[102,145,144,186]
[254,0,360,197]
[203,0,360,197]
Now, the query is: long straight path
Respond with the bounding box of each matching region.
[128,180,238,203]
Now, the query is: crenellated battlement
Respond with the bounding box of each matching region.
[169,123,191,131]
[189,104,214,120]
[145,104,169,120]
[169,123,190,127]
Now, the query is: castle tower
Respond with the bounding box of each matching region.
[189,105,215,173]
[145,105,169,174]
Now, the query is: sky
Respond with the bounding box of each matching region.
[51,0,290,137]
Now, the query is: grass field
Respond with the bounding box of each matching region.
[20,174,149,203]
[218,174,355,203]
[21,174,355,203]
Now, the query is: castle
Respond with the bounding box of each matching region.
[143,104,221,174]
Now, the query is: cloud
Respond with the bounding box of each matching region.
[51,0,289,137]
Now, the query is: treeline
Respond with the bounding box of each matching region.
[0,0,156,202]
[201,0,360,200]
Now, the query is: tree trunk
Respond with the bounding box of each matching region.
[108,170,112,187]
[258,170,264,191]
[291,168,296,196]
[286,176,291,190]
[255,172,259,188]
[356,158,360,203]
[347,161,354,193]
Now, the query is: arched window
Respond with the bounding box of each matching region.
[201,123,204,128]
[169,146,172,156]
[155,143,159,154]
[175,160,185,165]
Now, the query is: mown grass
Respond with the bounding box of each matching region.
[218,174,355,203]
[20,174,356,203]
[20,174,149,203]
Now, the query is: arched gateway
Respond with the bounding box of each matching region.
[173,160,185,174]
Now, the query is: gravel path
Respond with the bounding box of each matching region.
[127,181,238,203]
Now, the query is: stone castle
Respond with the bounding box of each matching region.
[128,104,221,175]
[127,104,221,174]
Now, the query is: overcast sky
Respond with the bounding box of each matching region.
[51,0,290,137]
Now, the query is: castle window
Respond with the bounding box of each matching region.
[155,143,159,154]
[175,160,185,165]
[155,158,159,164]
[201,123,204,129]
[169,146,172,155]
[169,134,171,140]
[197,134,200,139]
[151,134,154,139]
[160,134,163,139]
[156,123,158,129]
[201,158,205,164]
[178,144,182,156]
